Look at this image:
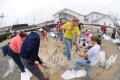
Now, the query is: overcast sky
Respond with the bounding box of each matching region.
[0,0,120,27]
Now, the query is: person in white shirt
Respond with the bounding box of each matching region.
[74,36,101,70]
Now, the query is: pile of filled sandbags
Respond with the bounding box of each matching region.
[112,39,120,44]
[103,35,111,41]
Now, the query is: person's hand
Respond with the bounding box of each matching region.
[41,63,48,68]
[37,62,47,68]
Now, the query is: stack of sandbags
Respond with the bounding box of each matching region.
[112,39,120,44]
[103,35,111,41]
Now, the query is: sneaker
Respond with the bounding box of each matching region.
[21,72,30,80]
[25,68,32,78]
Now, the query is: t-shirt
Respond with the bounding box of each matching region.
[63,22,80,40]
[88,44,100,66]
[9,35,23,54]
[101,25,108,31]
[57,23,62,32]
[86,32,92,46]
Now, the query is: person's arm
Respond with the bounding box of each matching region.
[36,56,43,64]
[76,27,81,46]
[17,38,23,53]
[61,22,72,30]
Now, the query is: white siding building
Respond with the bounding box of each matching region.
[84,12,114,28]
[92,16,114,28]
[53,8,84,24]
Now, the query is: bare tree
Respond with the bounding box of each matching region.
[108,12,120,28]
[108,12,120,38]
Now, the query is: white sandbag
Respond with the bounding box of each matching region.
[111,55,118,64]
[39,28,43,31]
[112,39,120,44]
[21,72,30,80]
[61,70,75,80]
[75,70,87,78]
[103,35,111,41]
[99,51,106,67]
[48,32,56,37]
[61,70,87,80]
[105,55,114,69]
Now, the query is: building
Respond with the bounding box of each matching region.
[53,9,115,28]
[37,20,56,30]
[53,8,84,24]
[84,12,114,27]
[37,20,55,27]
[0,26,10,33]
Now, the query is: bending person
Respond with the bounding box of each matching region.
[5,32,27,73]
[20,31,47,80]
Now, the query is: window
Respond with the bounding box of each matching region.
[109,24,111,27]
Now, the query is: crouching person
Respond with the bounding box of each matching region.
[4,32,27,72]
[20,31,47,80]
[74,36,101,73]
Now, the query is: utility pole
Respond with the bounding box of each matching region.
[17,18,19,24]
[33,18,36,25]
[0,13,5,27]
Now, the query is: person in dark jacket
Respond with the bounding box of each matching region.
[111,28,116,39]
[20,31,47,80]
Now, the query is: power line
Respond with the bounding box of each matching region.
[98,0,116,12]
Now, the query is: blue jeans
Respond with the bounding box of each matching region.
[74,59,91,71]
[58,32,64,42]
[2,44,9,57]
[7,46,25,72]
[64,38,73,60]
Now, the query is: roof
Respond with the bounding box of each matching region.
[37,20,55,27]
[53,8,84,16]
[91,15,114,23]
[87,11,107,16]
[0,26,10,32]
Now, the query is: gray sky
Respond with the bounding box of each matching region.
[0,0,120,27]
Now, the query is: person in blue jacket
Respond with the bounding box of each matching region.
[20,31,48,80]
